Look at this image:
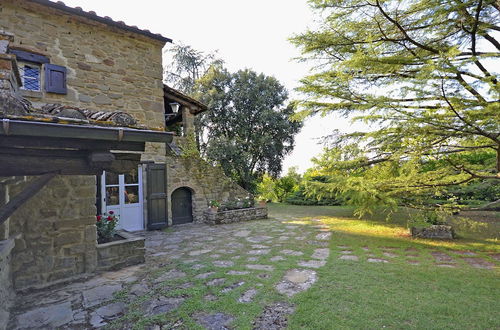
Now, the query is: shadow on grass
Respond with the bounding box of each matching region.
[268,203,499,253]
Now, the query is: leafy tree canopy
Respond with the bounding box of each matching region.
[194,67,302,192]
[291,0,500,215]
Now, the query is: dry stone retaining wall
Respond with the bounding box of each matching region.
[203,207,268,225]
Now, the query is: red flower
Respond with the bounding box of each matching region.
[109,210,114,215]
[107,216,113,221]
[96,215,102,222]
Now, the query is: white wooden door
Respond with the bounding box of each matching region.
[101,166,144,231]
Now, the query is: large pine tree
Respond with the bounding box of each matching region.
[292,0,499,214]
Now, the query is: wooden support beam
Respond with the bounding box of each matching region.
[0,173,56,225]
[0,136,146,151]
[0,148,142,176]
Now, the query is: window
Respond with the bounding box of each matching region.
[19,63,41,92]
[10,49,67,95]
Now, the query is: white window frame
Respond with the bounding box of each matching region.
[18,61,42,92]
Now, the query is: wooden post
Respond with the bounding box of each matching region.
[0,173,56,226]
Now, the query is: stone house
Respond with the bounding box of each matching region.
[0,0,253,326]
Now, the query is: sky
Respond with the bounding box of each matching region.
[61,0,358,174]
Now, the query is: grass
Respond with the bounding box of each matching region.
[268,203,499,329]
[108,203,498,329]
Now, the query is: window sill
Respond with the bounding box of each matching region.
[20,89,43,98]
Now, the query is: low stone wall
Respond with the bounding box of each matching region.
[96,231,145,271]
[204,207,268,225]
[0,239,14,330]
[410,225,455,239]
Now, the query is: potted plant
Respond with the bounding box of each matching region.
[209,200,221,213]
[96,211,119,243]
[258,199,267,208]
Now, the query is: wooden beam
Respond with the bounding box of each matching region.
[0,173,56,225]
[0,136,146,151]
[0,119,172,143]
[0,148,142,176]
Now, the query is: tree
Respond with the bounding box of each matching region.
[291,0,500,214]
[257,167,302,202]
[164,43,223,94]
[164,43,223,148]
[194,67,303,192]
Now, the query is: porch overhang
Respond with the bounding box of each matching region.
[0,118,173,176]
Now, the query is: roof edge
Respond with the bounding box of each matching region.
[163,85,208,115]
[27,0,172,43]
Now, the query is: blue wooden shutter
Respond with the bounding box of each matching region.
[44,64,67,94]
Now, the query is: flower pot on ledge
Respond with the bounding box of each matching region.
[209,206,219,213]
[257,200,267,208]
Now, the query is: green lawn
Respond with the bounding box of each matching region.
[268,203,500,329]
[109,204,499,329]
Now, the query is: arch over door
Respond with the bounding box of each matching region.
[171,187,193,225]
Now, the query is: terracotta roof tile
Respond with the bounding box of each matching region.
[27,0,172,43]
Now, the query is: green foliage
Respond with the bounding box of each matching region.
[257,173,279,202]
[220,197,255,210]
[164,43,223,94]
[164,43,224,149]
[291,0,500,215]
[179,132,201,159]
[283,172,343,205]
[257,167,302,202]
[209,200,221,208]
[194,67,303,192]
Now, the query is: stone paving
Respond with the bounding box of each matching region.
[7,216,499,329]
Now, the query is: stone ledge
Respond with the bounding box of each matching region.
[203,207,268,225]
[410,225,455,239]
[96,231,145,271]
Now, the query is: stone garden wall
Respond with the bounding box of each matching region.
[97,231,145,271]
[410,225,455,239]
[204,207,268,225]
[166,150,252,225]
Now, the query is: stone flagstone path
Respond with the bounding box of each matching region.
[7,215,498,329]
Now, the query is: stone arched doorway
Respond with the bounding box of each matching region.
[171,187,193,225]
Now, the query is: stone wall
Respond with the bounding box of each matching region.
[0,0,166,162]
[203,207,268,225]
[96,231,145,271]
[7,175,97,290]
[0,239,14,330]
[410,225,455,239]
[166,149,252,224]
